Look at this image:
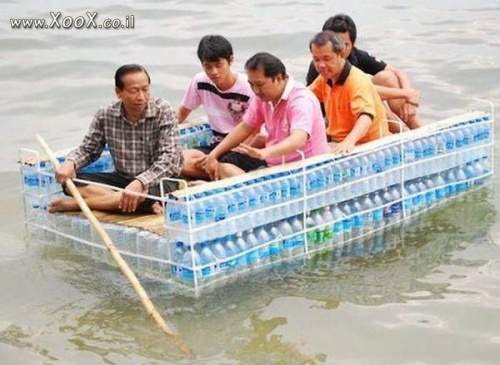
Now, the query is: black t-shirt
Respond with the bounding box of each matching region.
[306,47,387,85]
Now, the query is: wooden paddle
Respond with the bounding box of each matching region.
[35,134,193,356]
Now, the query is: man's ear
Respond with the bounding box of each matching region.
[115,87,122,99]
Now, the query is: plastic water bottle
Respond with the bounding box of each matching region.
[454,129,464,149]
[199,241,216,281]
[244,229,260,269]
[472,159,485,185]
[314,209,330,247]
[203,191,216,226]
[235,232,249,268]
[339,201,354,242]
[255,226,271,266]
[223,234,239,272]
[330,204,345,245]
[405,181,419,214]
[371,191,385,229]
[23,164,39,193]
[404,140,416,164]
[224,187,238,219]
[416,179,428,209]
[211,238,229,275]
[352,199,364,239]
[288,216,305,254]
[267,226,282,261]
[444,169,457,197]
[360,194,375,234]
[181,244,200,283]
[166,201,182,227]
[280,172,291,203]
[193,193,206,227]
[273,220,289,257]
[320,206,334,246]
[455,167,467,193]
[432,174,446,202]
[382,188,394,224]
[213,188,228,224]
[424,178,436,207]
[389,185,403,222]
[305,212,318,247]
[401,185,413,217]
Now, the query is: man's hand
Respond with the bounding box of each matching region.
[119,179,147,213]
[55,160,76,184]
[201,154,220,181]
[401,102,418,123]
[233,143,268,160]
[331,140,356,155]
[406,88,420,108]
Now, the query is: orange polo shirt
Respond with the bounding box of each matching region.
[309,62,390,143]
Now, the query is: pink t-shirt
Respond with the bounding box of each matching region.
[244,76,330,166]
[180,72,253,134]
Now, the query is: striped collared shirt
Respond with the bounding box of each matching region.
[67,97,183,189]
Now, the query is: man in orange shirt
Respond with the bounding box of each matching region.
[309,31,390,154]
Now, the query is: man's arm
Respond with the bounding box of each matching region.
[235,129,307,161]
[176,105,192,123]
[374,85,420,107]
[203,122,257,180]
[332,114,372,155]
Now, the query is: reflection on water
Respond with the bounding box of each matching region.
[2,186,495,363]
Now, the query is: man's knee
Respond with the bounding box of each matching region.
[372,70,400,88]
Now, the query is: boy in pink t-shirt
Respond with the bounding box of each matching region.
[202,52,330,180]
[177,35,262,179]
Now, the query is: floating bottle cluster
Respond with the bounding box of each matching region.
[19,112,494,293]
[164,114,494,288]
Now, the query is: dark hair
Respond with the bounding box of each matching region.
[322,13,357,44]
[309,31,345,54]
[244,52,287,79]
[197,35,234,63]
[114,64,151,90]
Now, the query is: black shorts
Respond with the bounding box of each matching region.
[195,130,267,172]
[63,172,178,214]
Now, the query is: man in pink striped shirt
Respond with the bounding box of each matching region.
[202,52,330,180]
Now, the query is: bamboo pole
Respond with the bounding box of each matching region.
[35,134,193,356]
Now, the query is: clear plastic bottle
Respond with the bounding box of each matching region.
[244,229,261,269]
[181,244,201,283]
[199,241,216,281]
[330,204,345,245]
[211,238,229,276]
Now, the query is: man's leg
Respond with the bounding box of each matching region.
[49,191,122,213]
[217,152,267,179]
[50,172,129,213]
[181,149,210,179]
[218,163,246,179]
[372,70,422,132]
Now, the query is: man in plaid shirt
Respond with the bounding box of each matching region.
[50,64,183,214]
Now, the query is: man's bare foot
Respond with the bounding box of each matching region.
[48,198,79,213]
[151,201,163,215]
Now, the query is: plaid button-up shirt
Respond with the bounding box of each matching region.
[67,97,183,189]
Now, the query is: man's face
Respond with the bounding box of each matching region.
[115,71,150,117]
[336,31,353,58]
[202,57,233,88]
[311,41,344,81]
[247,67,284,103]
